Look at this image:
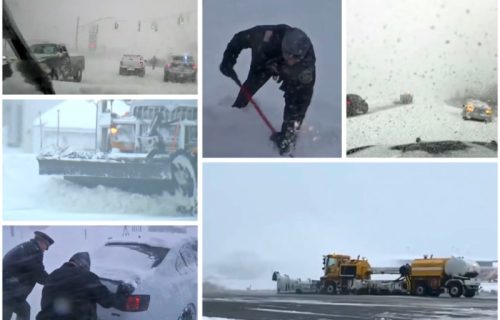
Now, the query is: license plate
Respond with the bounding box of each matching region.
[127,68,135,71]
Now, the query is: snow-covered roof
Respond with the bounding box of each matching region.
[33,100,97,129]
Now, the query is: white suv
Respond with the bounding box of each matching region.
[119,54,145,77]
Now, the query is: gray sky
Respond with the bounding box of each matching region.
[204,163,497,289]
[347,0,497,101]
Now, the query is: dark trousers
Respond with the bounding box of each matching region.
[3,300,30,320]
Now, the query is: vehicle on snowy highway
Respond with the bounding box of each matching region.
[164,54,197,83]
[94,235,197,320]
[119,54,146,77]
[462,99,493,122]
[399,93,413,104]
[30,43,85,82]
[347,93,369,117]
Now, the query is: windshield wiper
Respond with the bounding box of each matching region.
[3,0,55,94]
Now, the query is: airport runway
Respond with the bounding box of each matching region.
[204,291,497,319]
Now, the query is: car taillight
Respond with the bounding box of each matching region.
[165,63,171,69]
[346,99,352,106]
[140,61,144,67]
[119,295,150,312]
[192,63,197,70]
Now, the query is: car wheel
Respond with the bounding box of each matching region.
[164,73,169,82]
[448,282,463,298]
[139,70,145,77]
[73,69,82,82]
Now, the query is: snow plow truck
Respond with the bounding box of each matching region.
[272,253,481,298]
[37,101,197,213]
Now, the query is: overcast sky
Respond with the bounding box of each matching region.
[204,163,497,289]
[347,0,497,101]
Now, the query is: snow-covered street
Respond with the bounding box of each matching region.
[347,100,497,149]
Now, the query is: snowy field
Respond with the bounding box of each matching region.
[3,226,197,320]
[3,148,195,220]
[347,100,497,149]
[203,0,341,157]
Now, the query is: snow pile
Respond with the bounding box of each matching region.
[480,282,498,295]
[203,0,341,157]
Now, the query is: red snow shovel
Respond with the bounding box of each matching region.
[229,73,277,134]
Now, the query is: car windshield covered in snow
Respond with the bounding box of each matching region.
[94,242,169,269]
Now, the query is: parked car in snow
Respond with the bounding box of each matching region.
[347,93,369,117]
[94,235,197,320]
[164,54,197,83]
[30,43,85,82]
[462,99,493,122]
[119,54,146,77]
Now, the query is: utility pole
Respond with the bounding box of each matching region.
[75,16,80,50]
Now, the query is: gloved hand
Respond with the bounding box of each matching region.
[116,282,135,295]
[219,60,235,78]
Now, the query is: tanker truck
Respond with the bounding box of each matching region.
[272,253,481,298]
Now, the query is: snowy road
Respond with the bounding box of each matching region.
[3,56,197,94]
[3,151,195,220]
[204,292,497,319]
[347,100,497,154]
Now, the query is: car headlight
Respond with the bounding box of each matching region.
[485,107,492,115]
[465,104,474,113]
[110,127,118,135]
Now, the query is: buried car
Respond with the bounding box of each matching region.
[93,235,197,320]
[347,93,369,116]
[164,54,197,83]
[462,99,493,122]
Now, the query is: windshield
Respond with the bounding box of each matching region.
[346,0,497,157]
[94,242,169,270]
[327,257,337,267]
[30,44,58,55]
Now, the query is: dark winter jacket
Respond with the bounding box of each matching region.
[36,262,117,320]
[3,239,48,303]
[222,24,316,107]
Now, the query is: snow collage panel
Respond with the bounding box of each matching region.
[201,0,498,319]
[2,0,200,319]
[1,0,499,319]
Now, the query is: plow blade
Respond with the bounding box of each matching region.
[37,151,196,197]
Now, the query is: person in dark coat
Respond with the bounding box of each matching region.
[3,231,54,320]
[36,252,134,320]
[219,24,316,154]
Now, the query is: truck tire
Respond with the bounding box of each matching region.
[73,69,82,82]
[325,283,337,295]
[463,289,475,298]
[414,283,427,297]
[448,282,463,298]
